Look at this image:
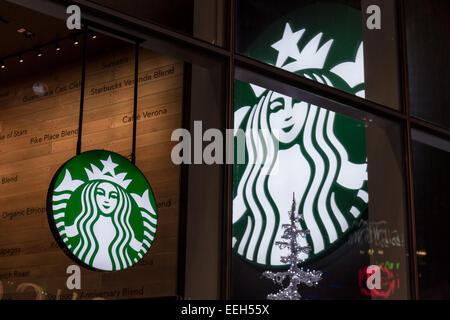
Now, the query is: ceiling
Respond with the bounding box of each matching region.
[88,0,194,34]
[0,0,128,84]
[0,0,74,58]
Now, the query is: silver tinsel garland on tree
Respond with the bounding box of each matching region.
[262,193,322,300]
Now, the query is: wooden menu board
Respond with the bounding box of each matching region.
[0,43,183,300]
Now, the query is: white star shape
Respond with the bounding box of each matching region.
[271,23,305,67]
[101,156,118,176]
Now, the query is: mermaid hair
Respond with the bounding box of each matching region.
[234,72,367,266]
[73,181,137,270]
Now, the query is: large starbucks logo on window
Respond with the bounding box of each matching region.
[232,4,369,267]
[47,150,157,271]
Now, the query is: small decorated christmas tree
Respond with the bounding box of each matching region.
[262,193,322,300]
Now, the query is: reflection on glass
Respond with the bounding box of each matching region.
[412,138,450,299]
[0,21,184,299]
[237,2,364,97]
[231,79,409,299]
[236,0,401,109]
[233,80,368,267]
[0,3,83,300]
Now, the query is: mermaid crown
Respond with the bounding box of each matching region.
[85,156,132,189]
[250,23,364,98]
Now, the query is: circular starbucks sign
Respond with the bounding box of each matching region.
[47,150,157,271]
[232,3,369,267]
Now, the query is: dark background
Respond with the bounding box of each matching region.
[89,0,194,35]
[235,0,361,54]
[412,140,450,299]
[405,0,450,129]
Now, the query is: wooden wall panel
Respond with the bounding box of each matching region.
[0,44,183,300]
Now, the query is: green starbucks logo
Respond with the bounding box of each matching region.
[232,3,368,267]
[47,150,157,271]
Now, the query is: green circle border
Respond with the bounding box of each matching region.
[46,149,158,272]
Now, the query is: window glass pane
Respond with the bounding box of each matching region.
[412,131,450,299]
[78,32,184,298]
[1,0,227,300]
[81,35,135,156]
[236,0,402,110]
[405,0,450,129]
[231,78,410,299]
[0,2,83,300]
[0,2,188,299]
[135,47,184,297]
[86,0,226,47]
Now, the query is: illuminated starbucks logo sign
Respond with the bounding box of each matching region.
[47,150,157,271]
[232,4,369,267]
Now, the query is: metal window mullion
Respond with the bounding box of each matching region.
[397,0,419,300]
[221,0,235,300]
[234,54,407,123]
